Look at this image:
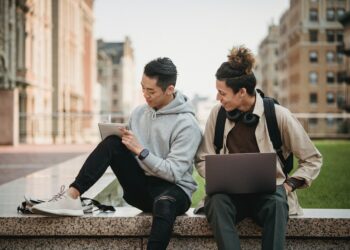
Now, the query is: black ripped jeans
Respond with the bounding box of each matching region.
[70,136,191,250]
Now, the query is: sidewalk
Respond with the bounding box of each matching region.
[0,144,96,185]
[0,144,116,216]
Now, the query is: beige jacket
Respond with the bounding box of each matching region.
[195,92,322,215]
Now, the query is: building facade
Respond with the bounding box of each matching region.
[97,37,135,121]
[19,0,53,143]
[97,50,113,116]
[0,0,97,145]
[51,0,96,143]
[339,11,350,111]
[257,24,280,99]
[0,0,28,145]
[260,0,350,137]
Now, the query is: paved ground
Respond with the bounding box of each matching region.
[0,144,96,185]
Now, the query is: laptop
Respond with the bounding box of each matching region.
[205,153,276,195]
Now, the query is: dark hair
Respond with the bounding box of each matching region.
[215,46,256,95]
[144,57,177,91]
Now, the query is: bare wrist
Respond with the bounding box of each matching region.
[283,183,292,193]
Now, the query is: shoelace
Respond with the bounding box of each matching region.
[48,185,66,202]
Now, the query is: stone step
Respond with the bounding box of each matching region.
[1,207,350,237]
[1,208,350,249]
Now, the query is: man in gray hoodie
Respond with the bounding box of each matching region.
[32,57,202,250]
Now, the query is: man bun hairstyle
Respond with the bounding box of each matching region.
[144,57,177,91]
[216,46,256,95]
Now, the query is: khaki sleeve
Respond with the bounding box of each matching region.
[195,105,221,178]
[276,106,323,187]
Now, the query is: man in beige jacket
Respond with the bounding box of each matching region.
[195,46,322,250]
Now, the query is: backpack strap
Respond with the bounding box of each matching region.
[263,98,293,176]
[214,106,226,154]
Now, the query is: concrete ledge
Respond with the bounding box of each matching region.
[1,208,350,238]
[0,208,349,250]
[1,237,349,250]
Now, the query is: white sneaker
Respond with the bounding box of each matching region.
[32,185,84,216]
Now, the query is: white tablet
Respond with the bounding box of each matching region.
[98,122,128,140]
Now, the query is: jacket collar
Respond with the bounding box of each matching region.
[252,90,264,118]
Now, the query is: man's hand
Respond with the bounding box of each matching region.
[283,182,292,195]
[120,128,143,156]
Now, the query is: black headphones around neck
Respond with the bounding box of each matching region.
[226,109,259,126]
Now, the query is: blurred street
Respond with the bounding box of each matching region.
[0,144,96,185]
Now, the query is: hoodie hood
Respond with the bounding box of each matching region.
[146,91,196,117]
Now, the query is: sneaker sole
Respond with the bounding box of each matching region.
[32,207,84,217]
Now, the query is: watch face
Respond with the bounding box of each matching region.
[139,149,149,160]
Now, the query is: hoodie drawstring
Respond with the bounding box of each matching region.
[151,111,157,120]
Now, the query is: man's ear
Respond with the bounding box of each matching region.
[240,88,247,96]
[166,85,175,95]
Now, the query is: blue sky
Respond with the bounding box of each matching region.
[94,0,289,99]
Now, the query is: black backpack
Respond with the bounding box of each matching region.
[213,89,293,177]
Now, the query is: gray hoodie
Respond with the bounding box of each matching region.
[129,91,202,200]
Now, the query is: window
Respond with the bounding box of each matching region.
[310,93,318,104]
[337,52,344,64]
[337,92,345,107]
[337,8,345,18]
[326,30,335,42]
[113,99,118,106]
[113,84,118,92]
[337,71,347,83]
[327,72,335,84]
[309,9,318,21]
[309,30,318,42]
[326,51,335,63]
[309,72,318,84]
[309,51,318,62]
[309,118,318,126]
[326,8,335,21]
[337,31,343,42]
[327,92,335,104]
[326,116,335,127]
